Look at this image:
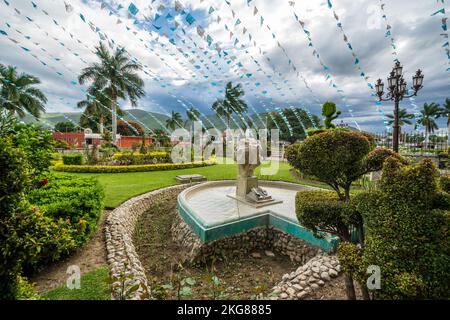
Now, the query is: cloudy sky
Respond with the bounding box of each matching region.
[0,0,449,132]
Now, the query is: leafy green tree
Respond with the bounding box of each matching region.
[54,121,76,133]
[117,120,144,136]
[0,110,16,137]
[152,128,170,147]
[212,82,248,129]
[267,108,321,143]
[0,64,47,118]
[78,43,145,143]
[321,101,341,129]
[417,102,440,145]
[185,106,201,132]
[438,98,450,144]
[165,111,182,131]
[386,108,414,135]
[77,87,116,134]
[287,130,398,201]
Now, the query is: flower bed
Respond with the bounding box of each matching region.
[53,160,216,173]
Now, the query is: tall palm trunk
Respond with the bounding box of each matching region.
[447,118,450,146]
[424,128,429,149]
[111,91,117,144]
[99,115,104,135]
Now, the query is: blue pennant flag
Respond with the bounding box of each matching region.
[208,6,215,14]
[206,35,213,46]
[128,3,139,15]
[431,8,445,16]
[185,13,196,25]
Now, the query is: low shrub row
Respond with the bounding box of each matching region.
[112,152,170,165]
[53,160,216,173]
[62,153,84,165]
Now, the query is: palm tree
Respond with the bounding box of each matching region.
[185,106,201,132]
[438,98,450,144]
[0,64,47,118]
[165,111,182,131]
[78,43,145,143]
[417,102,441,146]
[212,82,248,130]
[77,87,114,134]
[386,108,414,136]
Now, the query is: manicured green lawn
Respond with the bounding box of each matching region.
[55,160,329,208]
[42,266,110,300]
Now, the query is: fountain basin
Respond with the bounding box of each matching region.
[177,180,338,252]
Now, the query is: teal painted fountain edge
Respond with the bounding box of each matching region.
[177,197,338,252]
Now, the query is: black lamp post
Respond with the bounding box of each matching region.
[375,61,424,153]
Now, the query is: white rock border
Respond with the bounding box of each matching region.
[105,184,189,300]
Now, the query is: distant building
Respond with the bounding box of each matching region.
[52,128,152,149]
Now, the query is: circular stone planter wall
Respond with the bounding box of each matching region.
[105,184,191,300]
[105,183,341,300]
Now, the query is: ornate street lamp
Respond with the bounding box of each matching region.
[376,61,424,152]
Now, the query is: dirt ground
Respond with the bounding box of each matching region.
[306,275,364,300]
[30,210,109,293]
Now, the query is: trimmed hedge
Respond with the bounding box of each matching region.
[295,190,360,241]
[62,153,84,165]
[28,174,104,247]
[112,152,170,165]
[53,160,216,173]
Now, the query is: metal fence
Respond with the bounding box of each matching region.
[373,130,449,154]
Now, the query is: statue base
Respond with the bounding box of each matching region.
[229,178,283,208]
[226,194,283,208]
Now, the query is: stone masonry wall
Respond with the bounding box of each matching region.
[105,184,189,300]
[171,213,320,265]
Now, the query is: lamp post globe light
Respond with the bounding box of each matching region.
[376,61,424,153]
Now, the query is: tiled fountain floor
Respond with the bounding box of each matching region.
[183,182,313,228]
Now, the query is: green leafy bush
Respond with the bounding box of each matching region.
[295,190,360,242]
[54,160,216,173]
[11,123,54,181]
[284,143,301,164]
[287,130,399,200]
[440,175,450,193]
[349,158,450,299]
[112,152,171,165]
[0,137,75,299]
[62,153,84,165]
[28,174,104,246]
